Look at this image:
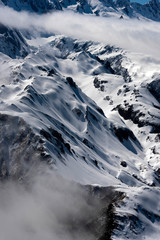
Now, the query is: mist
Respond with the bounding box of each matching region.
[0,170,101,240]
[0,6,160,57]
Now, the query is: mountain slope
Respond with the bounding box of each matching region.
[0,39,145,185]
[0,1,160,240]
[0,23,29,58]
[0,31,160,239]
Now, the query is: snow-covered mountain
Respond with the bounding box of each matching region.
[0,0,160,240]
[0,23,29,58]
[0,36,144,185]
[1,0,160,21]
[0,0,62,12]
[0,33,160,239]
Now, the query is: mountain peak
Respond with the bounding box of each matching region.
[1,0,62,12]
[115,0,130,7]
[149,0,160,5]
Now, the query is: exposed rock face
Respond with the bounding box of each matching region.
[147,79,160,103]
[1,0,62,12]
[84,185,124,240]
[149,0,160,6]
[115,0,130,8]
[0,23,29,58]
[0,114,48,179]
[131,0,160,21]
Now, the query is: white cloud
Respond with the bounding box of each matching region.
[0,170,99,240]
[0,6,160,57]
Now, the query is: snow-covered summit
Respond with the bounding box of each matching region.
[1,0,160,21]
[1,0,62,12]
[115,0,130,8]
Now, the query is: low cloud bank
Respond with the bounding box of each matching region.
[0,171,99,240]
[0,6,160,57]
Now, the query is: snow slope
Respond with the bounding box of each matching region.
[0,31,160,238]
[0,39,144,186]
[0,0,160,239]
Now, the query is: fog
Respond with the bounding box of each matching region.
[0,169,101,240]
[0,6,160,57]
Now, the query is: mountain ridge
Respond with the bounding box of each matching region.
[1,0,160,21]
[0,0,160,239]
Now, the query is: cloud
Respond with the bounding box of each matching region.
[0,6,160,57]
[0,170,100,240]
